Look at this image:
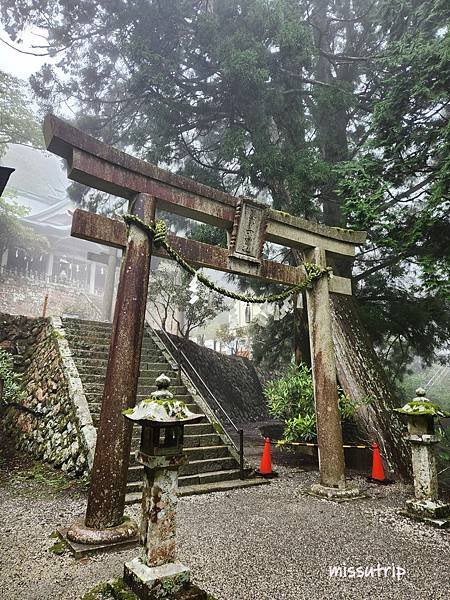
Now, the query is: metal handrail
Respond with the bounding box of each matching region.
[81,290,103,320]
[145,309,245,479]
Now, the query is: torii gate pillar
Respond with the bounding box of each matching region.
[66,193,155,546]
[306,248,357,497]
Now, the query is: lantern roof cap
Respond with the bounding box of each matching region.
[123,398,204,424]
[394,388,450,417]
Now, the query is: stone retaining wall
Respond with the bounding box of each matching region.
[0,313,44,371]
[0,272,102,319]
[0,313,96,477]
[166,333,268,424]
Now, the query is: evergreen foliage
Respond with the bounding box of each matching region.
[0,194,49,258]
[0,70,43,156]
[0,349,25,407]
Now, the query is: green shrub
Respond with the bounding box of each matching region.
[0,348,25,407]
[284,414,317,442]
[265,363,314,421]
[264,361,361,442]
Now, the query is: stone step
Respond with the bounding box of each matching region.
[125,480,143,494]
[67,340,158,353]
[182,423,216,435]
[140,362,172,371]
[127,453,236,482]
[70,350,117,361]
[125,467,244,497]
[87,392,193,407]
[63,318,112,330]
[71,347,167,371]
[73,352,165,363]
[127,465,144,482]
[183,433,222,448]
[78,371,178,383]
[183,457,239,476]
[63,323,151,335]
[179,468,244,487]
[129,445,229,466]
[178,478,269,497]
[89,404,205,427]
[73,356,165,370]
[83,383,188,395]
[64,326,112,335]
[64,329,156,341]
[185,444,230,460]
[78,371,179,392]
[68,339,161,353]
[63,317,248,499]
[124,478,269,505]
[65,328,116,342]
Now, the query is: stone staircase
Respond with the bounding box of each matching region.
[62,318,264,503]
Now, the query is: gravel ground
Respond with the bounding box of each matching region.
[1,462,449,600]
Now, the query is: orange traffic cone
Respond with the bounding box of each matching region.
[258,437,275,477]
[370,441,385,482]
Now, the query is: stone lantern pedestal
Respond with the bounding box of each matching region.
[123,374,207,599]
[395,388,450,528]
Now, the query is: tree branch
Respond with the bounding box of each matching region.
[279,68,336,89]
[320,49,384,62]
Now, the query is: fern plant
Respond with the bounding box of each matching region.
[0,348,25,407]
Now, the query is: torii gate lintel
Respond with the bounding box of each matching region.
[71,208,354,295]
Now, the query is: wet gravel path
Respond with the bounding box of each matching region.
[0,466,449,600]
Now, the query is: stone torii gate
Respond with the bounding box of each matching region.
[44,115,366,543]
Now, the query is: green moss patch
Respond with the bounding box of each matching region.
[48,540,68,555]
[82,578,137,600]
[82,579,217,600]
[394,400,450,418]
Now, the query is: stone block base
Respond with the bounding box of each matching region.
[309,483,363,501]
[401,499,450,528]
[124,558,192,599]
[83,577,208,600]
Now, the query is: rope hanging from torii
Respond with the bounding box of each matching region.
[123,213,332,304]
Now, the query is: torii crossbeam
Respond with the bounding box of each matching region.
[44,115,366,542]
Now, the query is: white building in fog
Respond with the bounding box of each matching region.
[1,144,110,294]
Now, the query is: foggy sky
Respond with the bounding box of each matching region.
[0,28,52,79]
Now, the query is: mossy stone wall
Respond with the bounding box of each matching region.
[1,313,94,477]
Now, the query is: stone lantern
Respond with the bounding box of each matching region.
[123,374,206,599]
[394,388,450,528]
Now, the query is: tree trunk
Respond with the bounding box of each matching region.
[331,294,411,479]
[309,2,411,480]
[293,292,311,367]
